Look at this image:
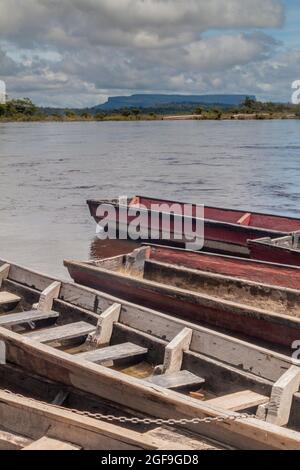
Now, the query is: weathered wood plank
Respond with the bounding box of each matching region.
[0,310,59,327]
[26,322,95,344]
[158,328,192,375]
[23,436,81,450]
[76,342,147,365]
[146,370,205,391]
[88,303,121,346]
[265,366,300,426]
[0,428,32,450]
[206,390,269,411]
[0,264,10,288]
[145,426,224,450]
[36,281,61,313]
[0,292,21,308]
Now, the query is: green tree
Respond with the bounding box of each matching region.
[65,110,77,119]
[9,98,37,116]
[131,108,140,119]
[121,108,131,118]
[80,111,92,119]
[244,96,256,109]
[195,107,203,115]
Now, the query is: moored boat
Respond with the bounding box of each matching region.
[87,196,300,255]
[1,259,300,449]
[65,247,300,348]
[248,235,300,266]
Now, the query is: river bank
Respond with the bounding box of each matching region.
[0,111,299,122]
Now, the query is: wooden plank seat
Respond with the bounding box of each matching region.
[0,428,32,450]
[23,436,81,451]
[75,342,148,365]
[205,390,269,411]
[0,309,59,328]
[146,370,205,391]
[0,292,21,311]
[25,322,95,344]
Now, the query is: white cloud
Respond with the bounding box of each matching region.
[0,0,294,106]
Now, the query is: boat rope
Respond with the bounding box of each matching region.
[2,388,258,426]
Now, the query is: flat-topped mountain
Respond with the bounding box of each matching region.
[94,94,255,110]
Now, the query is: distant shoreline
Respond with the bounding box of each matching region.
[0,111,298,123]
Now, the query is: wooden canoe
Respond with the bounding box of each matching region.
[248,235,300,266]
[87,196,300,255]
[1,259,300,449]
[141,244,300,290]
[65,248,300,348]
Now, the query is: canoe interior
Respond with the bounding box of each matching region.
[86,247,300,319]
[0,276,271,408]
[136,195,300,232]
[145,244,300,290]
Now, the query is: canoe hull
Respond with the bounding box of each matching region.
[249,240,300,267]
[87,198,293,255]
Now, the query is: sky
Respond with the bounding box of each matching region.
[0,0,299,107]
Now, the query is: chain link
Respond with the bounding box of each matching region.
[3,388,258,426]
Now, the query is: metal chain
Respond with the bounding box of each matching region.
[3,388,258,426]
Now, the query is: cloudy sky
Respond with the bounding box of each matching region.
[0,0,299,107]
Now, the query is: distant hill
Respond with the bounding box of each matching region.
[94,94,255,111]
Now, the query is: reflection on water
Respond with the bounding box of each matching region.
[0,120,299,277]
[90,237,140,260]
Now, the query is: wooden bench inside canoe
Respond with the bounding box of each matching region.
[76,342,148,365]
[0,292,21,312]
[0,309,59,327]
[146,370,205,391]
[203,390,269,412]
[26,322,96,344]
[22,436,81,451]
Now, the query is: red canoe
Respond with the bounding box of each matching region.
[248,235,300,266]
[87,195,300,255]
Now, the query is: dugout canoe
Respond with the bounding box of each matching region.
[65,247,300,348]
[248,235,300,267]
[1,259,300,449]
[87,196,300,255]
